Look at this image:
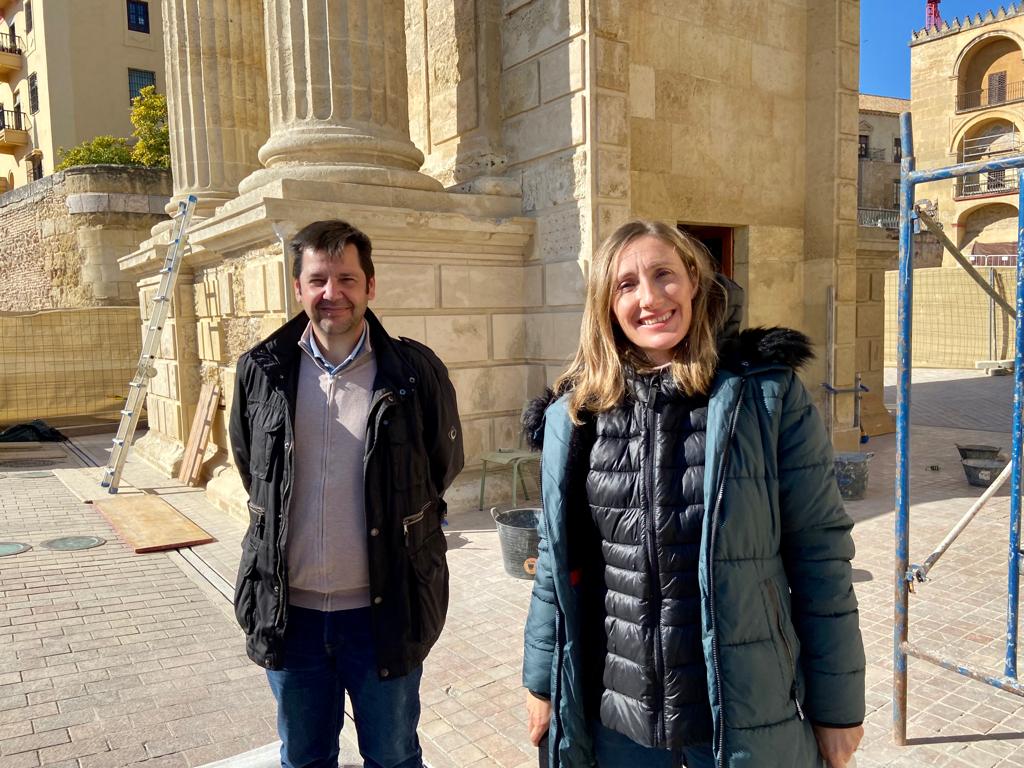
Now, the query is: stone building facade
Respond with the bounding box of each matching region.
[124,0,863,518]
[910,4,1024,267]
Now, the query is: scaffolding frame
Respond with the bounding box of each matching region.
[893,112,1024,744]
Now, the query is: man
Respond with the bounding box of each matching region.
[229,220,463,768]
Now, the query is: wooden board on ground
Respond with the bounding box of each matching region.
[178,382,220,486]
[93,494,214,553]
[53,467,142,504]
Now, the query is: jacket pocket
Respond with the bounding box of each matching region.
[246,501,265,550]
[763,577,805,720]
[249,404,284,480]
[386,411,426,491]
[233,547,259,635]
[407,526,449,646]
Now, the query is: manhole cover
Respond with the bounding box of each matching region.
[40,536,106,551]
[18,471,53,478]
[0,542,31,557]
[0,459,58,469]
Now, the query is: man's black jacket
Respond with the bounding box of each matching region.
[228,309,464,678]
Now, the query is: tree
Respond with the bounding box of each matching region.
[55,136,138,170]
[130,85,170,169]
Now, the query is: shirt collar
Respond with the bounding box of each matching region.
[299,321,369,375]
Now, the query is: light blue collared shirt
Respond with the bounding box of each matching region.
[299,321,369,376]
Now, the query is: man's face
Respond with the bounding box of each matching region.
[294,244,375,341]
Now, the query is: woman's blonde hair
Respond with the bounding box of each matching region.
[556,220,727,422]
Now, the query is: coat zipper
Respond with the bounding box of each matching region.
[640,381,667,746]
[402,502,430,545]
[551,604,565,768]
[707,380,746,768]
[275,418,294,631]
[766,581,805,720]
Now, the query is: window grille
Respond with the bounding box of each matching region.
[128,68,155,104]
[127,0,150,34]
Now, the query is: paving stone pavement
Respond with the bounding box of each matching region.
[1,367,1023,767]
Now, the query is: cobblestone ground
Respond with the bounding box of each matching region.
[1,368,1023,767]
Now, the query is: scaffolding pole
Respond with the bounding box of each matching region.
[893,111,1024,746]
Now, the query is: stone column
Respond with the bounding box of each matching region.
[239,0,441,194]
[448,0,517,195]
[163,0,269,217]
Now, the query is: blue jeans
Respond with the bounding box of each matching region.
[266,605,423,768]
[591,720,716,768]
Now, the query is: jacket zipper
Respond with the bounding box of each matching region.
[275,416,294,631]
[766,581,805,720]
[551,604,565,768]
[640,381,667,746]
[402,502,430,545]
[707,380,746,768]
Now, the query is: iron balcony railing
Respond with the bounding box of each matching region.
[858,207,899,229]
[0,31,23,55]
[0,109,28,131]
[961,129,1021,162]
[956,80,1024,111]
[956,167,1020,199]
[859,147,888,162]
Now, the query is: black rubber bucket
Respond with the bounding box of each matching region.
[956,444,1002,461]
[493,507,541,580]
[962,458,1008,487]
[834,452,872,501]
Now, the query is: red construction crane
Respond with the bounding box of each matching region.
[926,0,944,30]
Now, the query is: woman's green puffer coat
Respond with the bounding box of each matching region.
[521,327,866,768]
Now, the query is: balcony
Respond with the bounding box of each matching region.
[956,79,1024,112]
[0,109,29,152]
[955,168,1019,200]
[0,31,24,80]
[858,207,899,229]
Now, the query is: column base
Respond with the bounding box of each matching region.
[238,163,444,197]
[204,458,249,523]
[132,430,184,478]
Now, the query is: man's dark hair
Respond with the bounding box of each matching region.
[290,220,374,281]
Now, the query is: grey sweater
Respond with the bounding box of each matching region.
[286,337,377,612]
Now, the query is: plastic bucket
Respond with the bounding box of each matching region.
[962,458,1008,487]
[834,452,872,501]
[493,507,541,580]
[955,444,1002,461]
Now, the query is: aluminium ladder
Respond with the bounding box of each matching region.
[100,194,198,493]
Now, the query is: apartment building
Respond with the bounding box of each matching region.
[0,0,164,190]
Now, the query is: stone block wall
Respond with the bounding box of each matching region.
[0,165,171,311]
[884,265,1017,368]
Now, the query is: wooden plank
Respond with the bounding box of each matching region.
[93,495,215,553]
[178,383,220,486]
[53,467,142,504]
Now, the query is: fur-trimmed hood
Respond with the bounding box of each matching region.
[522,325,814,450]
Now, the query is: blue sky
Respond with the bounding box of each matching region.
[861,0,1009,97]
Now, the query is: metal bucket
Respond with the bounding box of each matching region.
[962,458,1009,487]
[834,452,872,501]
[955,443,1002,461]
[492,507,541,580]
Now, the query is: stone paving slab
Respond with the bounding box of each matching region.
[3,367,1024,766]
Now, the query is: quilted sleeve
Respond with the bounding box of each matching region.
[777,372,866,727]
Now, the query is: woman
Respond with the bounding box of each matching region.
[521,221,865,768]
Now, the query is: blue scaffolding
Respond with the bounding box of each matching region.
[893,112,1024,744]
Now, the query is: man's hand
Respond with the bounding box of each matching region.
[813,724,863,767]
[526,691,552,747]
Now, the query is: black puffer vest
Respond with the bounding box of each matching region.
[586,370,713,749]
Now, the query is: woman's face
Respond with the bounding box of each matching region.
[610,235,699,366]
